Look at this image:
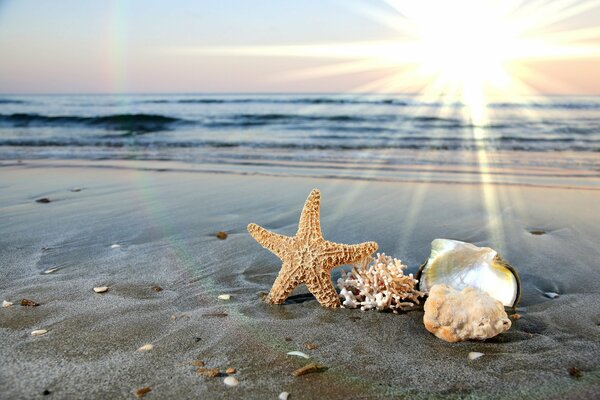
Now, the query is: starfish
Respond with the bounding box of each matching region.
[247,189,378,308]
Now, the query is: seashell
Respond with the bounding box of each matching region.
[423,284,512,342]
[217,294,231,300]
[291,363,327,376]
[110,244,121,249]
[468,352,484,360]
[31,329,48,336]
[43,268,58,274]
[93,286,109,293]
[2,300,13,308]
[137,343,154,352]
[287,351,310,359]
[223,376,239,387]
[279,392,290,400]
[417,239,521,307]
[544,292,559,299]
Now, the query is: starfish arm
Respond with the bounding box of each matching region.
[247,223,291,258]
[305,269,341,308]
[296,189,322,240]
[266,262,301,304]
[319,240,379,268]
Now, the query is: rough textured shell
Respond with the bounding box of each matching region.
[417,239,521,307]
[423,284,512,342]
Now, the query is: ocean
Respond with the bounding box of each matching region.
[1,94,599,187]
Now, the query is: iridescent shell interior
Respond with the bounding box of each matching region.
[417,239,521,307]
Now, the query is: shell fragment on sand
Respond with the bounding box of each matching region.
[110,244,121,249]
[197,368,220,378]
[544,292,559,299]
[31,329,48,336]
[134,387,152,398]
[279,392,290,400]
[43,268,58,274]
[423,285,512,342]
[287,351,310,359]
[223,376,239,387]
[217,294,231,300]
[2,300,12,308]
[93,286,109,293]
[468,352,485,360]
[417,239,521,307]
[225,367,236,374]
[292,363,328,377]
[137,343,154,352]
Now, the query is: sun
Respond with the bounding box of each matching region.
[410,2,515,94]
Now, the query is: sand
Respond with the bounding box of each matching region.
[1,160,599,399]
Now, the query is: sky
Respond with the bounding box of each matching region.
[1,0,599,94]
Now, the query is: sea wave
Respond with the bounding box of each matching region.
[134,97,600,109]
[0,99,29,104]
[138,97,412,106]
[0,113,185,132]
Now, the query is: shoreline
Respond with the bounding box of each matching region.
[2,156,600,191]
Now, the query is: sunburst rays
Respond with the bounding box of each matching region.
[173,0,600,250]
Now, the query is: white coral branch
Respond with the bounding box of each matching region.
[337,253,423,312]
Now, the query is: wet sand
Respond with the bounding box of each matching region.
[1,160,600,399]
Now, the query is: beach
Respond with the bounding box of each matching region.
[1,159,599,399]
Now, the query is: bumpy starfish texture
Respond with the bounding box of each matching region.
[248,189,378,308]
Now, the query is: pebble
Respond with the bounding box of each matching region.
[468,352,484,360]
[36,198,51,203]
[279,392,289,400]
[223,376,239,387]
[137,343,154,352]
[20,298,39,307]
[304,342,318,350]
[31,329,48,336]
[93,286,109,293]
[216,231,228,240]
[43,268,58,274]
[569,366,583,378]
[218,294,231,301]
[2,300,12,308]
[70,188,82,192]
[110,244,121,249]
[544,292,560,299]
[511,313,522,320]
[287,351,310,359]
[151,285,163,292]
[225,367,236,374]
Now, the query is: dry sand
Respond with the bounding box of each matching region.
[1,160,599,399]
